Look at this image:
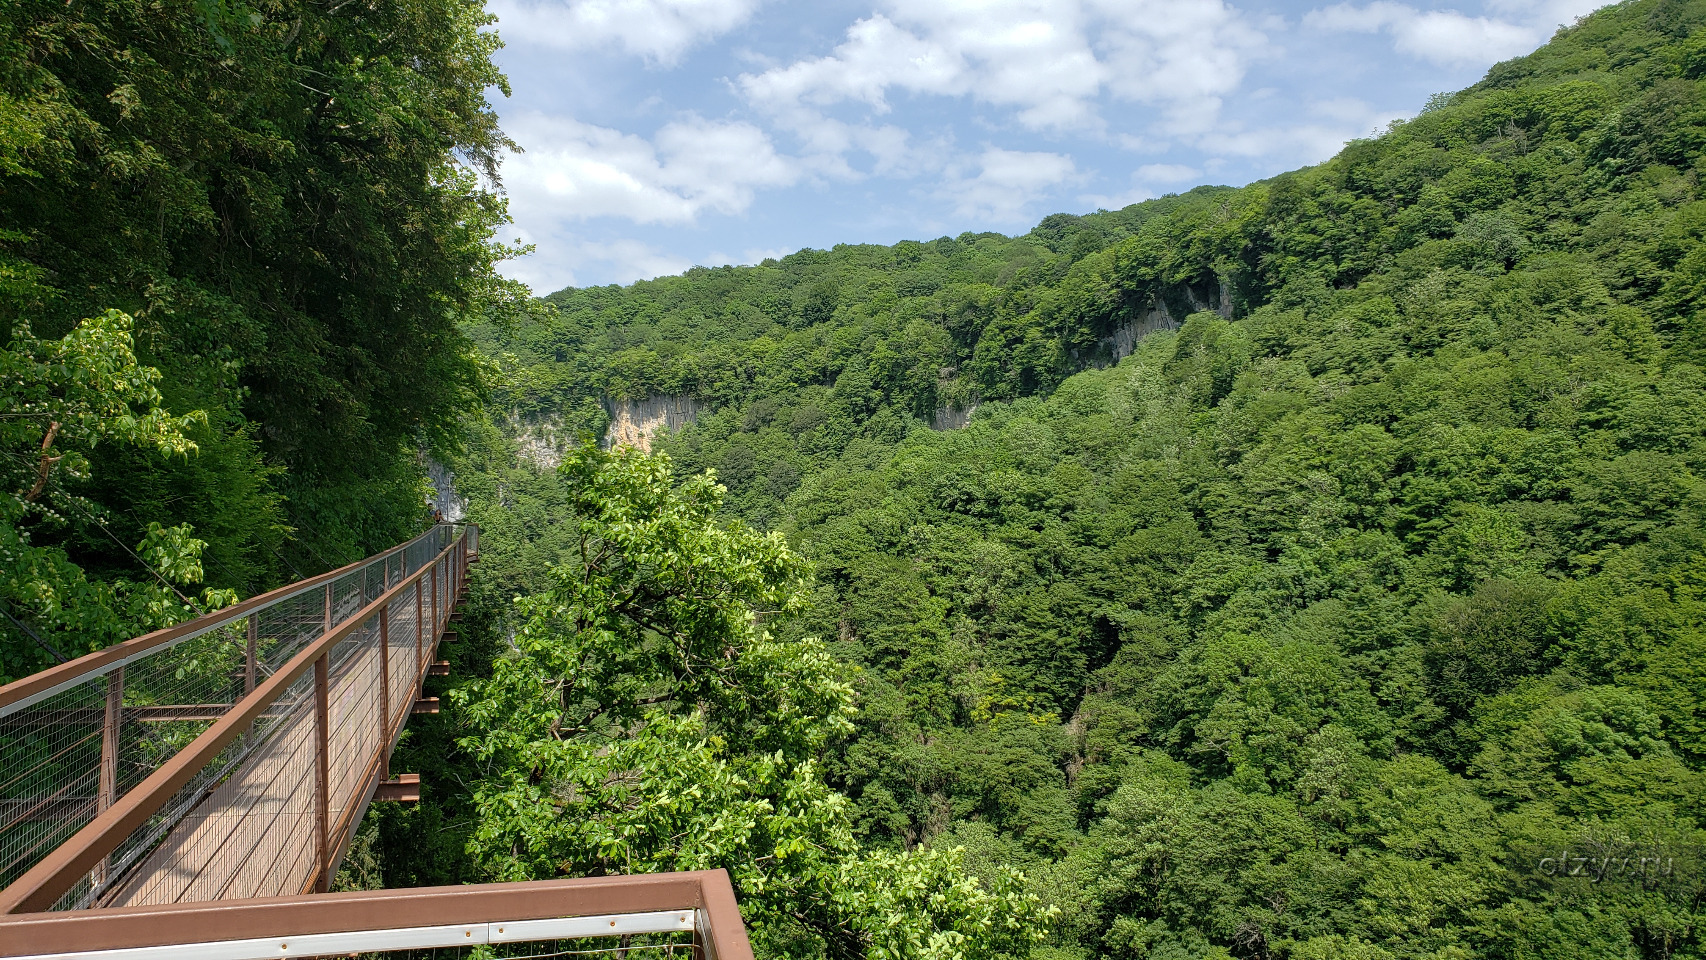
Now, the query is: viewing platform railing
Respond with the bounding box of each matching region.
[0,870,752,960]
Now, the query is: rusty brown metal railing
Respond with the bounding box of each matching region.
[0,870,754,960]
[0,524,477,913]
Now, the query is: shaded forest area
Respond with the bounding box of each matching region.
[430,2,1706,956]
[0,0,526,680]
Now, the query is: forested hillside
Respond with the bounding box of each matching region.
[0,0,526,680]
[435,1,1706,956]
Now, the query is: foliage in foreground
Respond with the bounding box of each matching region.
[0,311,233,679]
[453,445,1052,960]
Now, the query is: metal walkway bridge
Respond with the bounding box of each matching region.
[0,523,477,915]
[0,525,756,960]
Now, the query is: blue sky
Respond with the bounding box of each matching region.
[485,0,1611,293]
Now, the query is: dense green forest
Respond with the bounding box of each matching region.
[404,1,1706,957]
[0,0,528,680]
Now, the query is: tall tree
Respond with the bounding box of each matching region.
[0,0,526,577]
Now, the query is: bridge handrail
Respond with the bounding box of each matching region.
[0,870,752,960]
[0,525,460,719]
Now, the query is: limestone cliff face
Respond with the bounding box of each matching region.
[1096,277,1235,362]
[932,402,977,430]
[931,365,978,431]
[425,458,467,521]
[513,414,570,471]
[1099,301,1181,360]
[604,395,701,452]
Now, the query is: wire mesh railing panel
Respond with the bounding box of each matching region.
[0,617,251,895]
[326,627,379,844]
[0,675,106,891]
[390,593,420,731]
[254,589,322,679]
[436,556,450,628]
[347,935,695,960]
[99,668,318,906]
[332,574,364,630]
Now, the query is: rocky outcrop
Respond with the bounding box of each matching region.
[1100,302,1181,361]
[513,414,570,471]
[932,403,977,430]
[931,366,978,431]
[605,395,701,452]
[1097,277,1235,362]
[425,458,467,522]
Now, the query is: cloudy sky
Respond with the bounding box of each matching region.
[484,0,1610,293]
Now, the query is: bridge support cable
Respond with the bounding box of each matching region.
[0,524,478,913]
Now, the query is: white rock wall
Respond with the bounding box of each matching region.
[604,395,702,452]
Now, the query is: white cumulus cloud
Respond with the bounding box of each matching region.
[739,15,968,113]
[1088,0,1267,135]
[1305,1,1544,66]
[738,0,1266,148]
[897,2,1106,130]
[501,112,797,225]
[942,148,1077,222]
[490,0,761,64]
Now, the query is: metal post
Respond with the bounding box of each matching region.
[244,617,258,695]
[93,668,123,886]
[378,606,391,783]
[313,654,330,893]
[99,669,122,812]
[415,579,423,679]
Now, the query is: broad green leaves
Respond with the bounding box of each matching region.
[1,312,230,680]
[0,0,522,574]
